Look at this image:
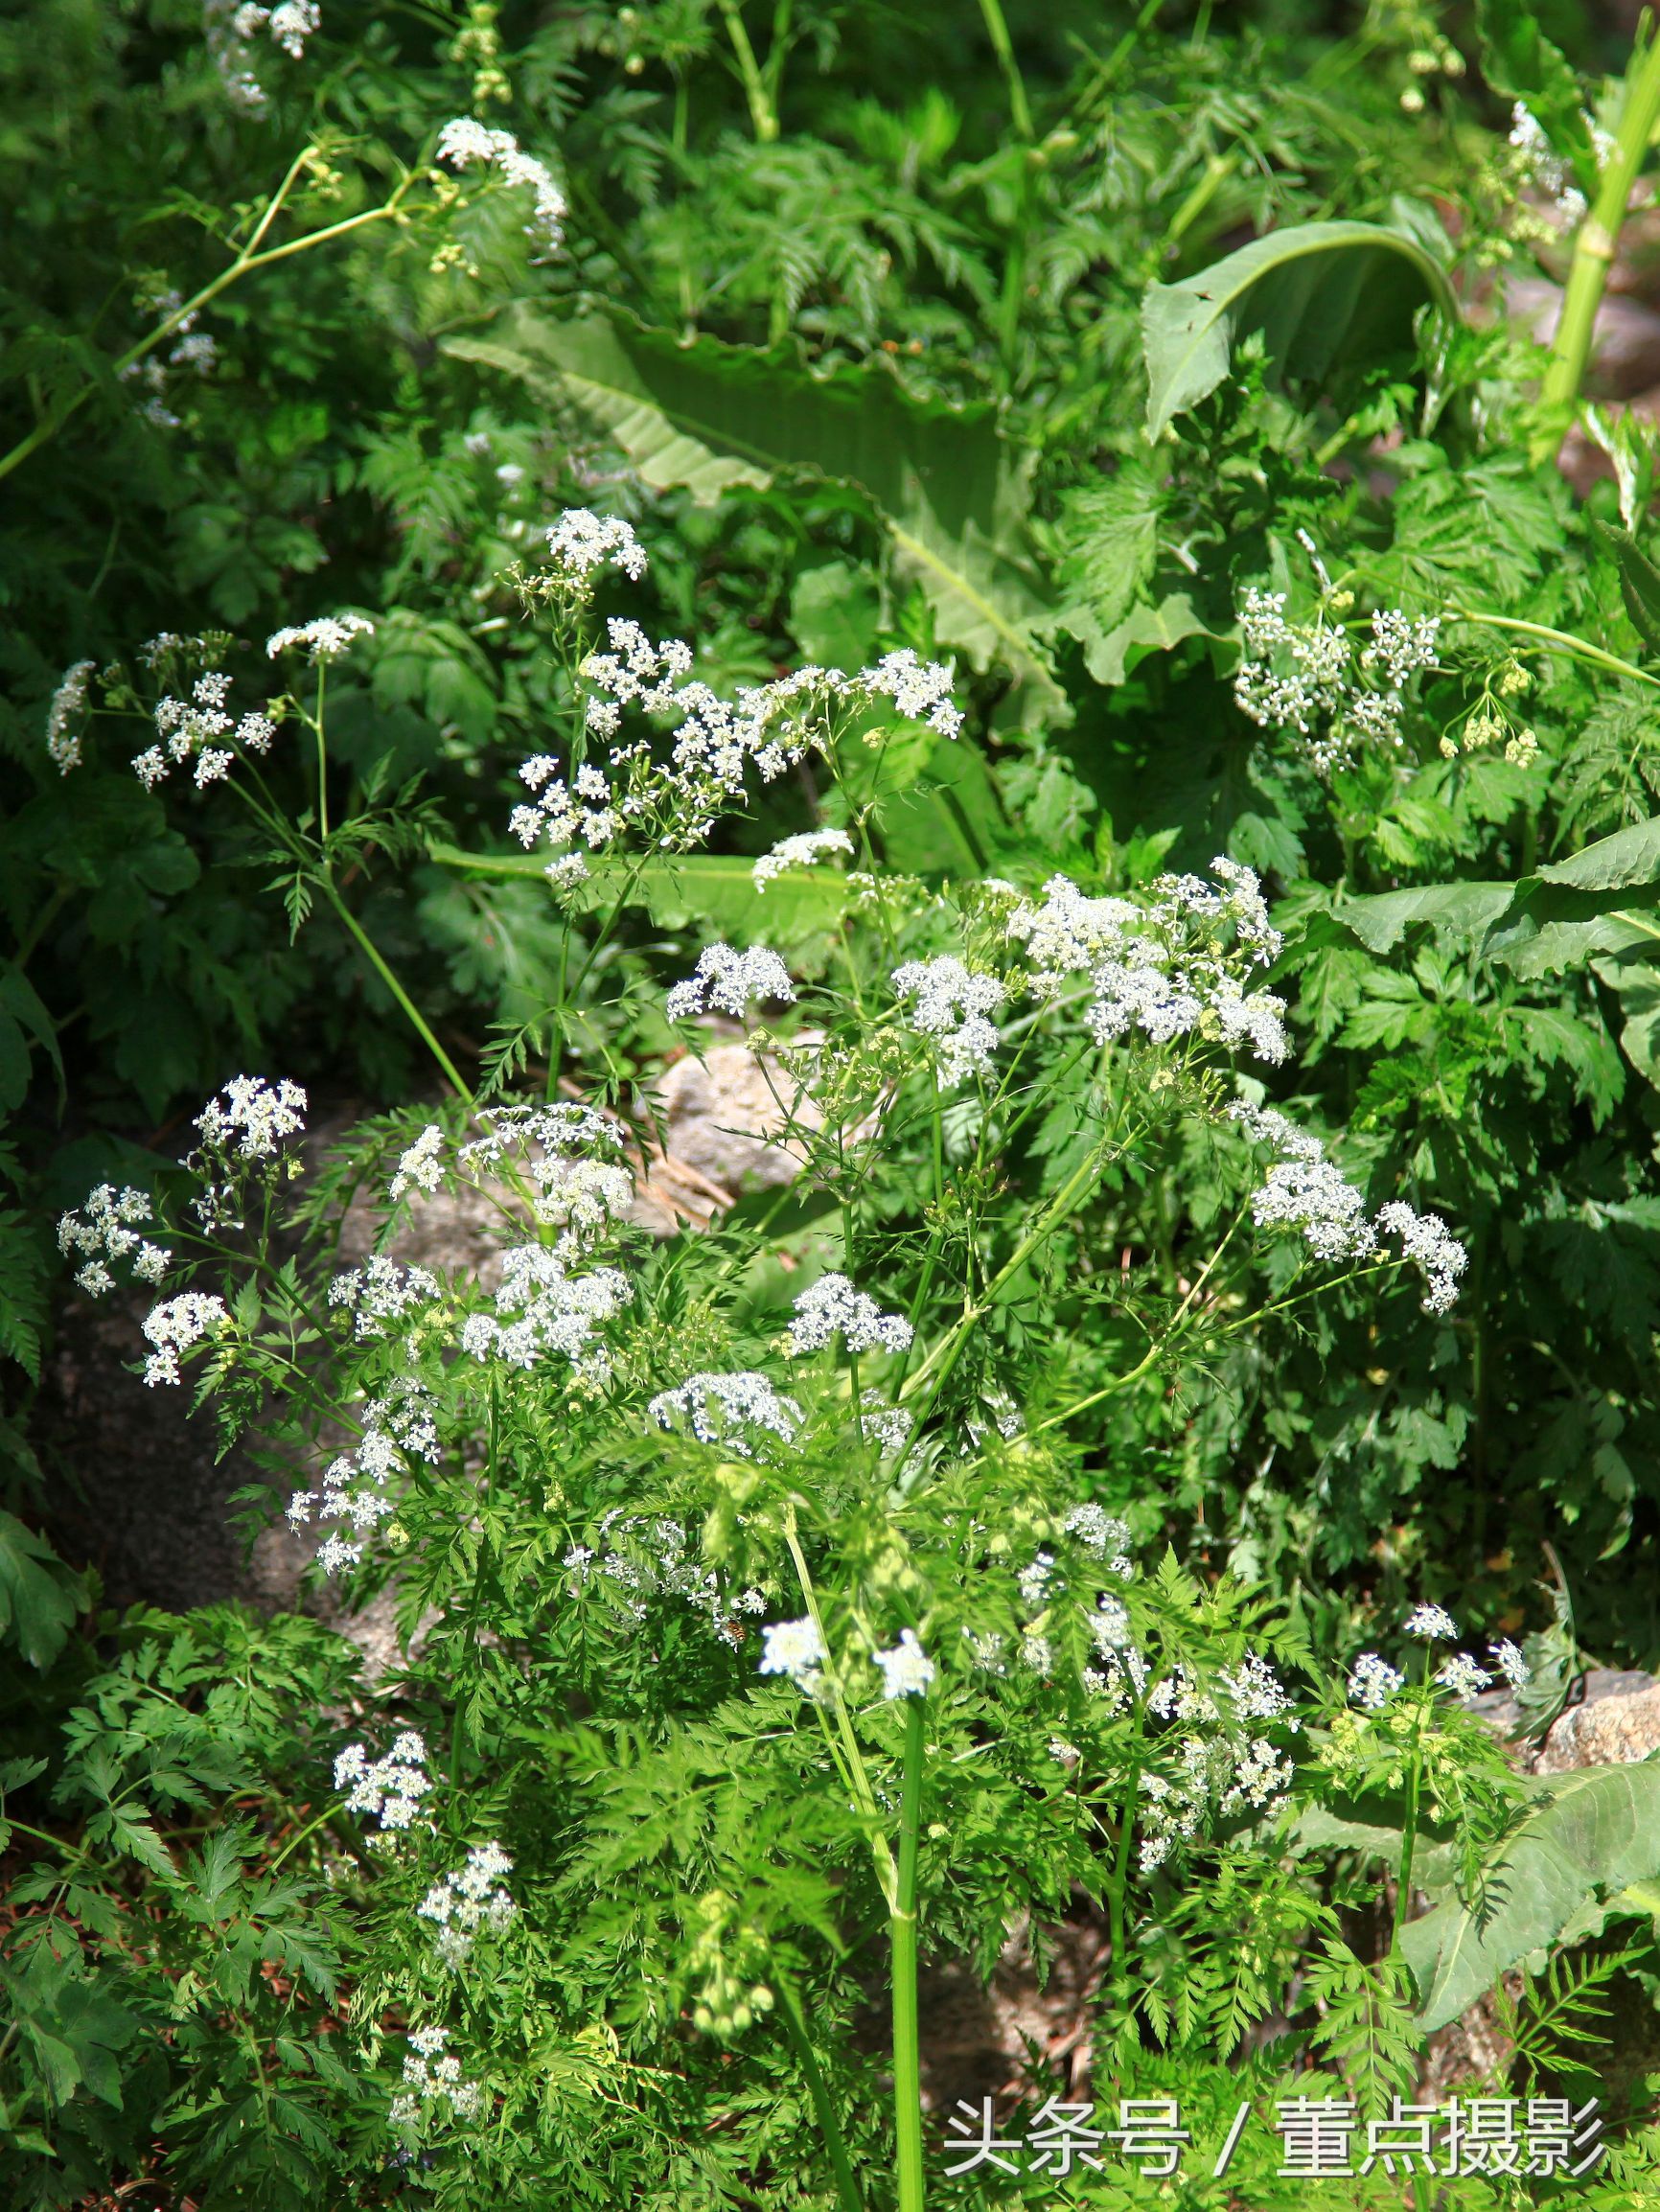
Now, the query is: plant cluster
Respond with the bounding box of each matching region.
[11,1,1660,2206]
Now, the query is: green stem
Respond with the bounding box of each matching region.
[1105,1734,1143,2003]
[1391,1664,1429,1959]
[713,0,776,140]
[1542,28,1660,416]
[0,167,410,487]
[1445,609,1660,691]
[890,1695,928,2212]
[320,878,473,1102]
[901,1129,1128,1417]
[976,0,1033,141]
[776,1972,865,2212]
[313,663,330,841]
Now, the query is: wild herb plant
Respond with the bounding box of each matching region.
[15,2,1660,2204]
[21,529,1656,2205]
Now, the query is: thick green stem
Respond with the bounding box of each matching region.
[777,1973,865,2212]
[320,879,473,1103]
[1542,30,1660,417]
[890,1696,928,2212]
[714,0,776,140]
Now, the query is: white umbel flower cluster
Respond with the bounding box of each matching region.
[889,956,1006,1089]
[390,1124,446,1201]
[751,827,856,891]
[1063,1505,1133,1577]
[286,1383,440,1575]
[58,1184,172,1298]
[391,2023,482,2127]
[131,670,276,792]
[329,1256,441,1343]
[1436,1652,1493,1697]
[1491,1638,1532,1689]
[509,627,960,863]
[459,1247,630,1377]
[666,944,795,1023]
[565,1512,767,1639]
[334,1729,432,1832]
[542,508,647,586]
[265,611,374,662]
[45,660,95,774]
[758,1616,826,1693]
[186,1074,308,1229]
[648,1371,803,1457]
[436,118,566,253]
[206,0,319,112]
[1404,1602,1461,1640]
[1230,1101,1467,1312]
[783,1274,913,1357]
[454,1102,634,1250]
[139,1291,229,1387]
[1233,585,1440,776]
[418,1842,517,1969]
[1008,862,1287,1064]
[873,1627,934,1699]
[1349,1653,1404,1709]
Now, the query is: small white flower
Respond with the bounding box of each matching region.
[1349,1653,1404,1709]
[334,1731,432,1832]
[890,957,1005,1089]
[666,943,795,1022]
[648,1371,802,1456]
[45,660,95,774]
[436,118,566,253]
[783,1274,912,1357]
[873,1628,934,1699]
[140,1292,229,1386]
[758,1616,825,1691]
[1490,1638,1532,1690]
[543,508,648,585]
[265,612,374,663]
[1436,1652,1493,1698]
[1404,1603,1460,1641]
[752,828,855,891]
[390,1124,445,1201]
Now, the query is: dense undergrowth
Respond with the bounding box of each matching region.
[10,1,1660,2205]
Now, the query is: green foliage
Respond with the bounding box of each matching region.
[8,0,1660,2202]
[1141,219,1457,442]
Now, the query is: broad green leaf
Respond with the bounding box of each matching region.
[1141,220,1459,441]
[0,1511,86,1671]
[1400,1763,1660,2030]
[789,561,881,670]
[1070,591,1214,687]
[444,309,1061,711]
[1334,883,1515,955]
[430,846,850,956]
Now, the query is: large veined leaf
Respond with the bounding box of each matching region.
[443,309,1061,712]
[1141,220,1459,441]
[1400,1763,1660,2030]
[1333,812,1660,963]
